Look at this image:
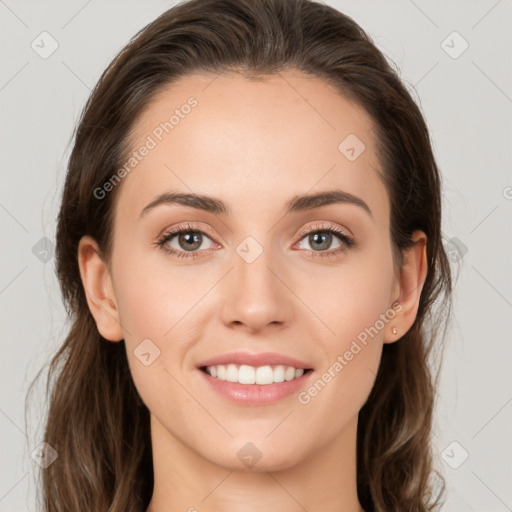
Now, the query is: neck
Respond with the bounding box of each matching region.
[146,413,365,512]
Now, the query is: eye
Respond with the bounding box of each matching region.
[294,223,355,258]
[155,221,355,260]
[156,222,217,260]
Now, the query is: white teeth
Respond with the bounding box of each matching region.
[226,364,238,382]
[204,364,308,385]
[273,365,285,383]
[239,365,256,384]
[285,366,295,381]
[256,366,274,385]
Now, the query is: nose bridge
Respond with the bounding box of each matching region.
[219,234,294,331]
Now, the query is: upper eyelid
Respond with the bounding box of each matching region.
[294,221,352,239]
[159,222,215,240]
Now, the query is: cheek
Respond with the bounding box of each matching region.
[304,244,394,402]
[111,250,215,398]
[298,269,392,440]
[112,245,210,340]
[309,247,395,343]
[115,276,168,340]
[115,270,192,420]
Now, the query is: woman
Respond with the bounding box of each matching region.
[30,0,453,510]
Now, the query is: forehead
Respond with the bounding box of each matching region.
[116,70,388,227]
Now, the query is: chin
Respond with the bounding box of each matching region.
[205,440,306,473]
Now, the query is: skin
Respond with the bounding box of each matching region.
[78,70,427,512]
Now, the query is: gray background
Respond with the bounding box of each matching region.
[1,1,511,510]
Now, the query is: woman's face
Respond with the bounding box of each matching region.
[83,70,417,471]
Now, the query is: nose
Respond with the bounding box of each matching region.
[219,244,295,334]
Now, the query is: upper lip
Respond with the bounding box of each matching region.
[197,351,313,370]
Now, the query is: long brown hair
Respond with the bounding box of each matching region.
[26,0,453,510]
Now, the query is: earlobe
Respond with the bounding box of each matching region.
[385,230,428,344]
[77,235,124,342]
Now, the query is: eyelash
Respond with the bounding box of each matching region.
[155,221,355,260]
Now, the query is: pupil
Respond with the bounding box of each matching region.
[180,232,201,251]
[310,232,331,250]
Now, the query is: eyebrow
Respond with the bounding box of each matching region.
[139,189,372,219]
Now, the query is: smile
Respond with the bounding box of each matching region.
[201,364,312,385]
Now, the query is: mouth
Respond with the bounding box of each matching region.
[199,364,314,385]
[196,351,315,405]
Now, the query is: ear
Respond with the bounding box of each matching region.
[77,235,124,342]
[384,230,428,344]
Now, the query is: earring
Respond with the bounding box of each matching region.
[391,327,397,335]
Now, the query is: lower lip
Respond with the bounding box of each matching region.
[197,368,314,406]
